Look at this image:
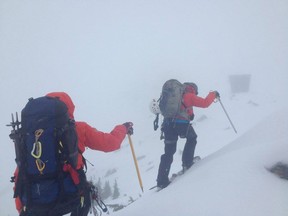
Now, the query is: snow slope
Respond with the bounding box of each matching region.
[111,108,288,216]
[1,93,288,216]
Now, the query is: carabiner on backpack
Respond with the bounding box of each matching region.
[31,129,44,159]
[35,159,46,174]
[31,141,42,159]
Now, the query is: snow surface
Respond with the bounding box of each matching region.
[112,108,288,216]
[1,0,288,216]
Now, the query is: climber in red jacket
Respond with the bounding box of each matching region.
[156,82,220,189]
[14,92,133,216]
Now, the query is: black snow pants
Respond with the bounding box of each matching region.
[156,119,197,187]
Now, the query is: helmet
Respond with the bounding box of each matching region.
[149,99,161,114]
[184,82,198,95]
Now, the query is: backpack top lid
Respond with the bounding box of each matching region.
[46,92,75,119]
[21,96,68,132]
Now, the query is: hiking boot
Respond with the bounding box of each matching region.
[182,164,192,174]
[182,166,189,173]
[181,156,201,174]
[157,181,171,190]
[270,162,288,180]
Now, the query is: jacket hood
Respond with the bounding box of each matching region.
[184,82,198,95]
[46,92,75,119]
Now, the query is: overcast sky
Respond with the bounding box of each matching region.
[1,1,288,106]
[0,1,287,214]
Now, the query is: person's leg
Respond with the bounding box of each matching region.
[181,124,197,169]
[157,142,177,187]
[156,121,178,188]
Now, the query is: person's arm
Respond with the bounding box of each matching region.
[76,121,127,152]
[183,92,216,108]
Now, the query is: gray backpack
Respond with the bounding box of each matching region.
[159,79,188,119]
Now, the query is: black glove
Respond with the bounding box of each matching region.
[189,114,195,121]
[123,122,134,135]
[214,91,220,99]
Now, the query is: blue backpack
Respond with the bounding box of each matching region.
[9,96,80,215]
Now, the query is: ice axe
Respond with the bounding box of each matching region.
[218,98,237,134]
[127,134,144,192]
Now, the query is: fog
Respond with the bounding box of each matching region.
[1,0,288,215]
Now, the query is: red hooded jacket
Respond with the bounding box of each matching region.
[180,85,217,120]
[15,92,128,213]
[46,92,128,169]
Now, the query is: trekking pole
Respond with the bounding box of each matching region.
[218,98,237,134]
[127,134,144,192]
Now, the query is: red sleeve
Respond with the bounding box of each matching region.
[76,122,127,152]
[13,168,23,213]
[183,92,216,108]
[15,197,22,213]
